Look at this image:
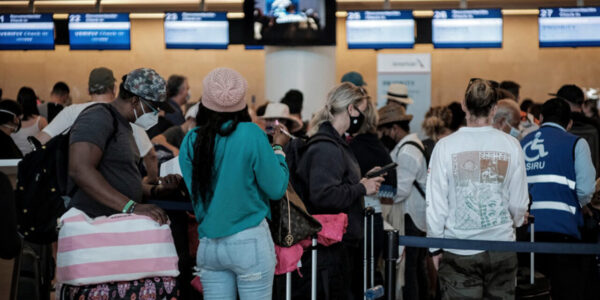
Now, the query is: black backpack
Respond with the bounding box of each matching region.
[284,134,339,189]
[14,103,118,244]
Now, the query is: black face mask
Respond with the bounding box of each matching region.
[347,106,365,135]
[380,135,397,152]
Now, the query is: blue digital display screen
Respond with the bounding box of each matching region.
[164,12,229,49]
[0,14,55,50]
[68,13,131,50]
[539,7,600,47]
[432,9,503,48]
[346,10,414,49]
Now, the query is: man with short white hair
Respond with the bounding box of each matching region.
[492,99,522,139]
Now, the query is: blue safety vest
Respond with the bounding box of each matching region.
[521,125,583,239]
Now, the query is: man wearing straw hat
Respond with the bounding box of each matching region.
[259,102,303,140]
[386,83,414,109]
[377,103,429,300]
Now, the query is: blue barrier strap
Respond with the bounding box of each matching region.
[399,236,600,255]
[148,200,193,211]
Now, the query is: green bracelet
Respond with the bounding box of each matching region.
[122,200,135,213]
[273,145,283,151]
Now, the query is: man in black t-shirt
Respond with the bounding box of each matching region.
[151,102,199,156]
[39,82,70,123]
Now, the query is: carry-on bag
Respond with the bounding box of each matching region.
[56,208,179,286]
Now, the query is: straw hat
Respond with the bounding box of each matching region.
[259,103,303,132]
[378,103,413,126]
[387,83,414,105]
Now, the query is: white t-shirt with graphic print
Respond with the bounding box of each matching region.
[426,126,529,255]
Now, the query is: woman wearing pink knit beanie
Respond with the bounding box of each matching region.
[179,68,291,299]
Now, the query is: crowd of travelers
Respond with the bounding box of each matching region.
[0,67,599,300]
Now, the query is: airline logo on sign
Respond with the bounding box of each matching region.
[377,53,431,74]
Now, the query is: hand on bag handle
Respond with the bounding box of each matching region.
[134,203,168,225]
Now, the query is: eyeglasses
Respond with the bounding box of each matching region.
[140,97,159,115]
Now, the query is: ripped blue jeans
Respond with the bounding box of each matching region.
[196,219,276,300]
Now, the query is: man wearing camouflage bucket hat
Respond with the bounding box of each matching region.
[61,67,184,297]
[68,67,180,222]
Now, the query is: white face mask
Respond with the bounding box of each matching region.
[0,109,21,133]
[134,100,159,130]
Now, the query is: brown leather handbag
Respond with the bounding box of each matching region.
[269,184,322,247]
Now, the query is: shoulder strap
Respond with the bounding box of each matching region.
[399,141,429,165]
[398,141,427,198]
[78,103,119,149]
[67,104,119,198]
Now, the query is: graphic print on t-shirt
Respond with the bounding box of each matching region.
[452,151,511,230]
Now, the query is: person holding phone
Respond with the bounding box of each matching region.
[349,98,397,296]
[291,82,385,299]
[259,102,303,141]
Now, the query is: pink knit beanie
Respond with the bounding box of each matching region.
[202,68,248,113]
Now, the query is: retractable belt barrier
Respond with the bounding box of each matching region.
[397,235,600,255]
[379,232,600,300]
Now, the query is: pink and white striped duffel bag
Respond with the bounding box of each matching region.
[56,208,180,286]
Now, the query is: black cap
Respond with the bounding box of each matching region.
[550,84,584,105]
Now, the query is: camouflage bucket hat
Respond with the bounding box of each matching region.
[124,68,173,113]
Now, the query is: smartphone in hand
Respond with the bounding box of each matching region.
[366,162,397,178]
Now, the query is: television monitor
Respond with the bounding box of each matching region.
[346,10,414,49]
[164,12,229,49]
[0,14,54,50]
[244,0,336,46]
[539,7,600,47]
[68,13,130,50]
[432,9,503,48]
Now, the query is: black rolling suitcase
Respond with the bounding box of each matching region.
[364,207,384,300]
[17,241,53,300]
[516,216,551,300]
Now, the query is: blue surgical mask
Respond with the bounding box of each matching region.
[506,121,521,139]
